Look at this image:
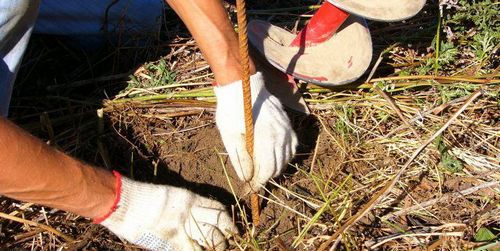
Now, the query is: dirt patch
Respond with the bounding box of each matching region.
[104,105,247,205]
[106,105,325,241]
[157,125,247,202]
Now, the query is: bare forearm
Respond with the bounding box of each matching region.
[0,117,114,219]
[165,0,255,84]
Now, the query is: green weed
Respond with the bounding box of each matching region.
[443,0,499,72]
[438,83,478,103]
[435,135,463,173]
[124,58,177,92]
[333,105,355,140]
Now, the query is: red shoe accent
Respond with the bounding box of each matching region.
[290,2,349,47]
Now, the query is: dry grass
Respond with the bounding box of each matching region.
[1,0,499,250]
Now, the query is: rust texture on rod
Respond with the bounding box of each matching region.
[235,0,260,226]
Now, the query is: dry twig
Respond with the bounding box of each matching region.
[317,89,484,250]
[0,212,75,243]
[369,232,464,249]
[374,87,421,138]
[382,180,499,220]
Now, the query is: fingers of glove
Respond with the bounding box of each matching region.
[290,129,299,155]
[224,133,254,182]
[190,205,238,236]
[274,144,287,178]
[185,217,227,251]
[274,130,299,178]
[255,116,291,179]
[195,196,226,210]
[133,232,201,251]
[251,146,277,189]
[174,234,203,251]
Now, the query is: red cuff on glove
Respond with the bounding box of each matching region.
[93,171,122,224]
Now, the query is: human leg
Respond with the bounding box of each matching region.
[0,0,40,117]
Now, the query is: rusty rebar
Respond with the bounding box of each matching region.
[235,0,260,226]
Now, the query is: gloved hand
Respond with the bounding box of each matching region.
[214,72,298,189]
[96,172,237,251]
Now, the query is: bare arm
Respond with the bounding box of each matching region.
[165,0,256,85]
[0,0,256,221]
[0,117,115,219]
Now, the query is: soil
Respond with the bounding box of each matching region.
[157,125,247,202]
[107,105,370,248]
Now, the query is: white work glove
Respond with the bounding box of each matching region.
[97,173,237,251]
[214,72,298,189]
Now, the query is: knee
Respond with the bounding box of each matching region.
[0,0,40,31]
[0,0,39,53]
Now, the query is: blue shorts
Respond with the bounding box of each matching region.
[0,0,164,116]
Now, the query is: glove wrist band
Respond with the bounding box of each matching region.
[93,171,122,224]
